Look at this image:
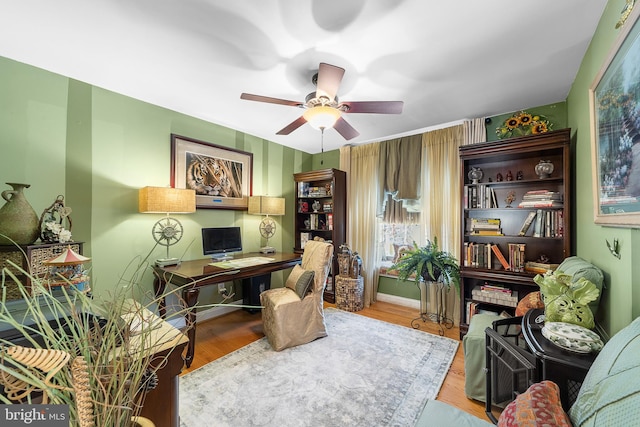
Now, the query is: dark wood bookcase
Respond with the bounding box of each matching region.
[458,129,572,338]
[293,168,346,302]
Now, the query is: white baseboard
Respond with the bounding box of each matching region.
[376,293,420,310]
[166,299,244,329]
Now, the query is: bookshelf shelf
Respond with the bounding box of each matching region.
[458,129,572,338]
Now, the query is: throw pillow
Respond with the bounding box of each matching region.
[285,265,315,299]
[497,380,571,427]
[515,291,545,317]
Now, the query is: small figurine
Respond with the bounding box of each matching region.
[506,170,513,181]
[505,191,516,208]
[516,170,524,180]
[496,172,503,182]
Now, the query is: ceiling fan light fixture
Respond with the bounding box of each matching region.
[303,105,341,130]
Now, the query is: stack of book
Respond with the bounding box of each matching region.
[464,242,510,270]
[508,243,526,272]
[464,185,498,209]
[524,261,560,274]
[532,209,564,237]
[472,284,518,307]
[468,218,503,236]
[518,190,563,208]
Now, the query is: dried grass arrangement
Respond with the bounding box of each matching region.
[0,247,212,426]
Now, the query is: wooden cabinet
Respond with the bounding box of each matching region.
[458,129,571,338]
[293,168,346,302]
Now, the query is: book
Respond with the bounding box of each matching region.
[300,232,310,249]
[518,211,537,236]
[508,243,526,272]
[518,200,564,208]
[490,244,510,270]
[533,209,544,237]
[470,229,504,236]
[524,261,560,274]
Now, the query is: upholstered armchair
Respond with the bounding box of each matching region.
[260,240,334,351]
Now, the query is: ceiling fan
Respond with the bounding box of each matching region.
[240,63,403,140]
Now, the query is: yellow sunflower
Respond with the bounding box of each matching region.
[531,122,548,134]
[518,112,533,125]
[506,117,521,129]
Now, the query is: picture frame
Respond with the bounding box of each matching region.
[590,6,640,227]
[171,134,252,210]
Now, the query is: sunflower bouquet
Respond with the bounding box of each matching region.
[496,110,553,139]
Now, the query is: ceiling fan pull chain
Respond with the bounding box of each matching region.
[321,128,325,165]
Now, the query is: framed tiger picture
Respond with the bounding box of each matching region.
[171,134,253,209]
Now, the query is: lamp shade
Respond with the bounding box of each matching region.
[138,187,196,213]
[248,196,285,216]
[303,106,341,130]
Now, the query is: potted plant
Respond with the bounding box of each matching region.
[0,246,195,427]
[388,237,460,292]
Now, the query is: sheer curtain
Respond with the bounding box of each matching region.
[340,143,380,306]
[421,125,464,324]
[463,118,487,145]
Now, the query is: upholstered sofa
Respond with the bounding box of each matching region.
[415,314,640,426]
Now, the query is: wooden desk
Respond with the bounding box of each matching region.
[153,252,301,367]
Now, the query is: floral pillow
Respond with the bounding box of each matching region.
[498,380,571,427]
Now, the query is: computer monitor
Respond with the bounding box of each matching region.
[202,226,242,260]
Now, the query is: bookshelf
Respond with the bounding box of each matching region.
[458,129,572,338]
[293,168,346,303]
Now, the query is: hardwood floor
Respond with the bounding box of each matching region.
[181,300,489,422]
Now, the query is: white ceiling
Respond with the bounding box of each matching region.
[2,1,608,154]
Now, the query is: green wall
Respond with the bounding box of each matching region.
[566,0,639,335]
[0,56,310,305]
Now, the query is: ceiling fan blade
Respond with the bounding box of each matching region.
[241,93,303,108]
[333,117,360,140]
[276,116,308,135]
[315,63,345,102]
[340,101,404,114]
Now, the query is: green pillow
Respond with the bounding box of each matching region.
[285,265,315,299]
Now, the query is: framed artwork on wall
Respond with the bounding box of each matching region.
[590,6,640,227]
[171,134,253,210]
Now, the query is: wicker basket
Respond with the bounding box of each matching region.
[335,275,364,312]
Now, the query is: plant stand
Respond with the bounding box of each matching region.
[411,280,453,336]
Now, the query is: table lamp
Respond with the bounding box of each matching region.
[139,186,196,266]
[248,196,285,254]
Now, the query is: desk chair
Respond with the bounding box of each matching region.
[260,240,334,351]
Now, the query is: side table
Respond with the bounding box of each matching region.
[522,308,597,410]
[335,275,364,312]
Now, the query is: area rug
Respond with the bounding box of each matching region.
[179,307,458,427]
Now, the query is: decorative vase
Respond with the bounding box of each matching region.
[535,160,554,179]
[0,183,40,245]
[468,167,483,184]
